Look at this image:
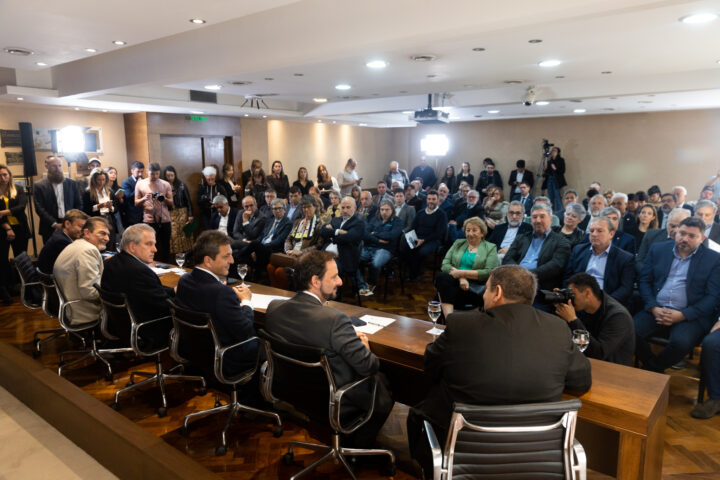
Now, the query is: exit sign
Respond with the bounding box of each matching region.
[186,115,208,121]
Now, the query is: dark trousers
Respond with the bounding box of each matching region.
[400,239,440,279]
[342,373,394,449]
[701,330,720,399]
[407,406,445,479]
[0,230,28,293]
[435,272,481,308]
[634,309,708,372]
[148,221,171,263]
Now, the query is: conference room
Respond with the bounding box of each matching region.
[1,0,719,478]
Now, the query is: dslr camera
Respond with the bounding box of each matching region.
[540,288,574,304]
[151,192,165,202]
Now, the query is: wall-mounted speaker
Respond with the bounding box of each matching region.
[18,122,37,177]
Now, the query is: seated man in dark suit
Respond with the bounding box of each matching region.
[176,230,256,377]
[656,193,677,230]
[636,207,690,274]
[320,196,364,283]
[555,273,635,365]
[610,192,636,233]
[597,207,636,254]
[563,216,634,306]
[408,265,591,477]
[258,190,277,218]
[356,190,377,223]
[673,185,694,215]
[231,195,266,260]
[635,217,720,373]
[243,198,292,275]
[37,209,88,274]
[399,190,448,282]
[34,156,83,242]
[447,189,483,243]
[695,200,720,248]
[265,250,394,449]
[209,195,239,237]
[503,204,571,295]
[101,224,176,348]
[486,201,532,254]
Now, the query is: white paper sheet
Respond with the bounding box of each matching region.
[150,266,172,275]
[359,314,396,327]
[354,323,385,335]
[250,293,290,310]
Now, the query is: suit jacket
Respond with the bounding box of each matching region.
[0,183,30,239]
[210,207,240,236]
[508,169,534,193]
[357,205,378,223]
[582,230,636,255]
[259,216,292,252]
[101,251,175,322]
[53,239,102,325]
[37,228,72,274]
[409,165,437,190]
[395,203,416,233]
[265,292,379,409]
[176,269,257,375]
[475,171,503,198]
[487,222,532,250]
[451,202,484,224]
[285,202,304,223]
[364,215,404,255]
[563,244,635,305]
[705,222,720,246]
[415,303,591,433]
[34,177,83,239]
[320,214,364,273]
[232,209,266,242]
[511,194,534,215]
[635,228,669,275]
[502,230,571,290]
[121,176,144,226]
[639,241,720,330]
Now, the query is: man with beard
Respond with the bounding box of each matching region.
[34,156,83,242]
[580,193,608,233]
[487,201,532,254]
[400,190,448,282]
[265,250,394,449]
[37,209,89,274]
[656,192,677,229]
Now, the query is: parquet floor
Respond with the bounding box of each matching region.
[1,268,719,479]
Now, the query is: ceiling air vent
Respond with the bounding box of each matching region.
[189,90,218,103]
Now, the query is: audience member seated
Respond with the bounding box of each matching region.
[509,159,534,200]
[37,209,88,274]
[553,202,587,249]
[634,204,659,247]
[320,191,342,223]
[563,216,634,306]
[408,265,591,477]
[523,196,560,227]
[382,161,410,190]
[436,217,498,317]
[447,189,483,242]
[320,196,364,286]
[176,230,257,378]
[482,185,508,230]
[610,192,636,233]
[373,181,393,206]
[436,184,454,217]
[285,186,303,223]
[308,185,329,209]
[197,166,228,230]
[265,250,394,448]
[34,156,83,242]
[53,217,110,325]
[563,189,579,209]
[452,181,470,204]
[695,199,720,247]
[626,192,639,214]
[487,201,532,255]
[456,162,473,190]
[597,207,636,254]
[411,180,427,201]
[400,190,448,282]
[243,199,292,275]
[409,157,436,191]
[357,200,404,296]
[475,159,503,200]
[405,183,424,212]
[636,207,689,274]
[210,195,239,237]
[635,217,720,373]
[647,184,662,208]
[232,195,266,246]
[691,319,720,418]
[555,273,635,365]
[392,188,415,233]
[656,193,677,229]
[582,193,607,233]
[503,204,571,296]
[514,181,534,215]
[357,190,377,222]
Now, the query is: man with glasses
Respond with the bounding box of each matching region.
[243,199,291,275]
[487,201,532,255]
[448,189,483,243]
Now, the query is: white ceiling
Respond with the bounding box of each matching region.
[1,0,719,126]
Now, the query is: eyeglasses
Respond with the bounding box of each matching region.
[271,207,284,211]
[507,211,524,216]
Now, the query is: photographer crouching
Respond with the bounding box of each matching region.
[551,273,635,366]
[135,162,173,263]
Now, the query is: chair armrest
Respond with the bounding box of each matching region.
[572,438,587,480]
[133,315,172,356]
[332,375,377,434]
[215,336,260,385]
[423,420,444,480]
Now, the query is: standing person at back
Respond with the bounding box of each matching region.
[34,156,83,242]
[135,163,173,263]
[121,161,146,229]
[410,157,436,192]
[541,146,567,216]
[338,158,361,196]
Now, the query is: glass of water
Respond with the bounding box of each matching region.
[238,264,249,287]
[427,301,443,335]
[573,329,590,353]
[175,252,185,269]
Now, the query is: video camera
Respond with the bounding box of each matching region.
[542,139,554,157]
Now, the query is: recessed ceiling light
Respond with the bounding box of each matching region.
[112,40,127,46]
[601,71,612,74]
[264,77,274,81]
[243,114,249,117]
[317,120,323,123]
[102,109,108,112]
[17,97,23,101]
[366,60,387,69]
[604,108,615,111]
[503,80,522,84]
[191,111,204,114]
[535,101,550,106]
[35,62,46,66]
[488,110,500,114]
[679,12,718,24]
[638,100,653,104]
[410,55,436,62]
[573,108,586,113]
[474,115,483,118]
[359,123,367,126]
[313,97,328,103]
[528,39,543,44]
[262,115,268,118]
[538,59,562,68]
[335,84,351,90]
[74,107,80,111]
[472,47,485,52]
[230,80,252,86]
[399,90,408,94]
[85,48,97,53]
[402,111,413,114]
[189,18,206,24]
[204,84,222,90]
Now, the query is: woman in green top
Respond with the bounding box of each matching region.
[435,216,499,317]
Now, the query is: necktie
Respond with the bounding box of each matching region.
[263,221,277,244]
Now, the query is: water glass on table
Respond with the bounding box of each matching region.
[175,252,185,268]
[573,329,589,353]
[427,301,443,335]
[237,264,249,287]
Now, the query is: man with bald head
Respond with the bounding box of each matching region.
[34,156,83,242]
[321,196,365,283]
[636,207,690,274]
[382,161,410,190]
[357,190,377,222]
[695,199,720,247]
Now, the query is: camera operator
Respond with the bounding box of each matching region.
[135,162,173,263]
[540,142,566,217]
[554,272,635,366]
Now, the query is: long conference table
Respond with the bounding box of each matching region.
[160,272,669,480]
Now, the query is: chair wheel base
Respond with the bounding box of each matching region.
[157,407,167,418]
[199,387,207,396]
[272,425,283,438]
[32,350,41,358]
[109,402,119,411]
[215,445,227,456]
[282,452,293,465]
[179,426,188,436]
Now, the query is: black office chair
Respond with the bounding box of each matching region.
[12,252,42,309]
[32,269,85,357]
[423,399,586,480]
[94,286,206,417]
[167,300,282,456]
[258,328,395,479]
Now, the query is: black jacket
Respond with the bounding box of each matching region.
[541,156,567,189]
[475,171,503,198]
[563,243,635,305]
[197,183,228,216]
[232,209,266,242]
[34,177,82,239]
[320,214,364,273]
[37,228,72,274]
[508,169,534,193]
[210,207,240,235]
[635,228,669,275]
[487,222,532,250]
[0,183,30,239]
[121,176,144,227]
[259,216,292,252]
[502,230,571,290]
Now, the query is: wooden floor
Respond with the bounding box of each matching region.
[1,269,719,479]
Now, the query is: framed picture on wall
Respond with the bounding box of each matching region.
[33,128,56,151]
[4,151,24,165]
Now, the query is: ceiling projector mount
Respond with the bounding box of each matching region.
[242,95,269,109]
[413,93,450,124]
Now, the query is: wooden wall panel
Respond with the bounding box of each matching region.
[123,112,150,175]
[159,135,204,221]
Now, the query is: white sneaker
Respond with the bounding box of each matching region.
[359,288,374,297]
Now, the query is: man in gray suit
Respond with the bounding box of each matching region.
[392,188,415,233]
[265,250,394,449]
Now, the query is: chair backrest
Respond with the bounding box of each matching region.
[258,328,334,425]
[166,299,219,378]
[36,269,59,318]
[94,284,134,347]
[13,252,42,308]
[443,399,582,479]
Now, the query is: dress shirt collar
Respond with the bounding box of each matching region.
[533,229,551,239]
[127,252,154,271]
[303,290,324,305]
[425,206,438,214]
[196,267,222,282]
[672,244,699,261]
[590,243,611,257]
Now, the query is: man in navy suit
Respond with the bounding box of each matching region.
[320,196,364,277]
[37,209,88,273]
[121,161,145,227]
[357,191,377,223]
[635,217,720,372]
[513,182,534,215]
[635,208,690,274]
[209,195,239,237]
[34,156,83,242]
[598,207,636,254]
[487,201,532,254]
[176,230,257,377]
[447,189,483,243]
[242,198,292,275]
[563,216,634,306]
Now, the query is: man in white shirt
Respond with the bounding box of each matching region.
[210,195,238,237]
[487,201,531,254]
